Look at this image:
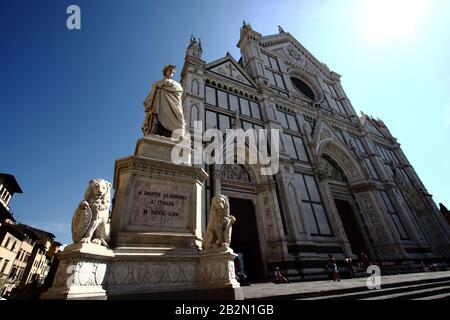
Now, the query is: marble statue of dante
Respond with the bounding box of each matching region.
[142,65,186,137]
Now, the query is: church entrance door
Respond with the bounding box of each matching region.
[334,199,371,259]
[228,197,264,281]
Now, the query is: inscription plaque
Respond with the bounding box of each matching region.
[131,180,192,229]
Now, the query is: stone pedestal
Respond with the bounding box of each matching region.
[110,135,205,251]
[41,243,114,300]
[198,247,243,300]
[44,135,242,299]
[105,135,206,297]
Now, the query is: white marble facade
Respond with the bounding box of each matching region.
[180,23,450,280]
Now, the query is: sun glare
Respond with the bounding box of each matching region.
[358,0,428,43]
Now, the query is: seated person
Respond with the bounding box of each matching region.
[274,267,289,284]
[420,261,430,272]
[234,257,250,286]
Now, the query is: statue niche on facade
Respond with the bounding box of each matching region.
[142,65,186,138]
[203,195,236,250]
[71,179,112,247]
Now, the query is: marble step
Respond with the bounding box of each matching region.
[300,280,450,300]
[361,285,450,300]
[412,292,450,300]
[243,272,450,300]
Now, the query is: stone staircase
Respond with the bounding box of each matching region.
[243,271,450,300]
[301,277,450,300]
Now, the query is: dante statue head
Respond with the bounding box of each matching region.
[162,64,176,78]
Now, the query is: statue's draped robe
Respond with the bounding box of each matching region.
[143,78,185,136]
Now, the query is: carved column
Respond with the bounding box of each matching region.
[259,177,290,262]
[212,164,222,196]
[354,191,405,261]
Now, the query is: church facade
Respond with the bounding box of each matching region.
[179,23,450,280]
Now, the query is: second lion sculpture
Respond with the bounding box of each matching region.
[202,195,236,250]
[71,179,112,247]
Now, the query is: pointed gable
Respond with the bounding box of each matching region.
[260,33,333,79]
[363,117,390,139]
[206,54,256,88]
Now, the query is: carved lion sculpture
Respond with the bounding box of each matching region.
[202,195,236,250]
[71,179,112,247]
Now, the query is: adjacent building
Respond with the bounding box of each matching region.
[0,173,61,296]
[17,224,56,286]
[0,224,37,295]
[179,23,450,280]
[0,225,26,294]
[0,173,22,224]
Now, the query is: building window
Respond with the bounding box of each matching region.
[205,110,232,134]
[204,86,261,120]
[319,79,347,114]
[217,90,228,109]
[1,259,9,274]
[277,108,308,162]
[205,110,216,130]
[277,109,299,132]
[374,144,400,164]
[3,237,10,248]
[191,79,199,95]
[190,104,198,128]
[295,173,332,236]
[239,97,251,116]
[4,193,11,205]
[347,135,366,154]
[384,163,394,178]
[283,134,309,162]
[229,94,239,112]
[303,116,316,136]
[9,266,17,279]
[373,144,411,184]
[363,158,379,180]
[266,70,286,90]
[379,191,409,240]
[205,86,216,105]
[218,114,230,133]
[343,135,380,180]
[290,77,315,100]
[261,52,280,71]
[261,53,286,90]
[398,168,411,182]
[0,187,7,199]
[249,101,261,120]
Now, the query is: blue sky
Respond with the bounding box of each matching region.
[1,0,449,245]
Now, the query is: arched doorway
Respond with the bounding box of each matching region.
[319,154,372,259]
[334,199,370,258]
[228,197,264,281]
